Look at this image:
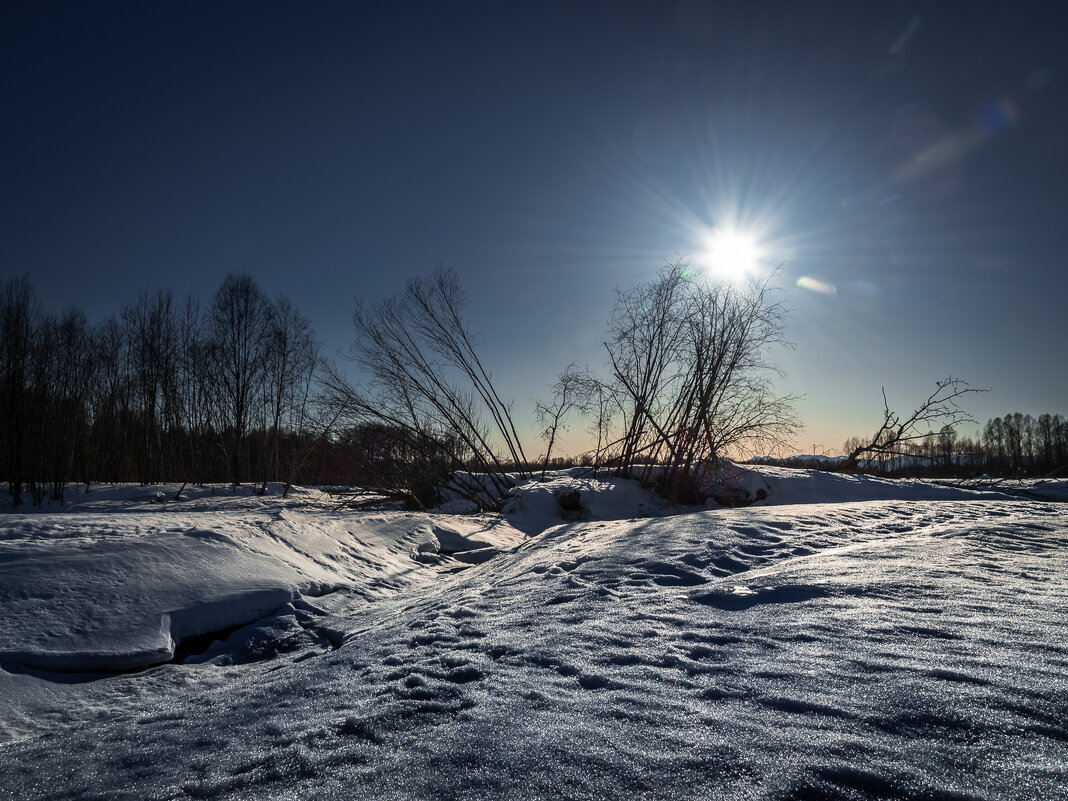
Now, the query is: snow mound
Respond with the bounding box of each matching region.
[0,494,525,676]
[500,470,667,532]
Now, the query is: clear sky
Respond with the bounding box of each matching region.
[3,1,1066,457]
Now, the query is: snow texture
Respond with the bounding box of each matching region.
[0,472,1065,800]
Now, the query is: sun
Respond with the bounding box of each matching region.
[699,227,764,280]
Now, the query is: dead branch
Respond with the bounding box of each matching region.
[843,377,988,470]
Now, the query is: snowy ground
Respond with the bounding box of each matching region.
[1,470,1065,800]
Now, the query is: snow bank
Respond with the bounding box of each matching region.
[755,464,1016,505]
[0,485,526,675]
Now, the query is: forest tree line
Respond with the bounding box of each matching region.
[1,273,329,505]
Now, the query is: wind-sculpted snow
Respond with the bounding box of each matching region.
[0,477,1065,800]
[0,486,525,678]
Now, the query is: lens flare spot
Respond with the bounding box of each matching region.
[978,97,1019,135]
[796,276,837,296]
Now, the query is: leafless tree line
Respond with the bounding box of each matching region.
[842,412,1068,478]
[5,260,803,509]
[977,412,1068,475]
[325,261,799,507]
[1,274,322,505]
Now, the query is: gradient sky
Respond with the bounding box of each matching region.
[3,1,1066,457]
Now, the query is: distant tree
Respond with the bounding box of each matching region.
[259,296,319,494]
[0,276,37,505]
[48,307,93,499]
[983,416,1005,469]
[842,435,867,463]
[171,295,211,499]
[1021,413,1036,471]
[937,425,958,471]
[534,363,588,481]
[26,309,59,504]
[89,315,132,482]
[1003,412,1025,472]
[122,290,178,484]
[207,273,269,485]
[842,377,986,471]
[956,434,980,470]
[1036,413,1055,470]
[1054,414,1068,473]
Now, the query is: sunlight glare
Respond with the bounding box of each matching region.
[700,228,764,280]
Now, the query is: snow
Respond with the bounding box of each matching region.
[0,484,525,676]
[1,471,1066,799]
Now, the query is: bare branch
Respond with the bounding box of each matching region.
[843,377,988,470]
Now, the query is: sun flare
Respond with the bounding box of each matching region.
[699,228,764,280]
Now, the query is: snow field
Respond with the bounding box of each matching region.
[0,473,1065,799]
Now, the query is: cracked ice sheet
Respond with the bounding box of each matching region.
[0,477,1065,799]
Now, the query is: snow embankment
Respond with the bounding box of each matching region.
[0,485,524,675]
[754,464,1019,505]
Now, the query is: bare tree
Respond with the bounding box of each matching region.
[281,375,338,498]
[534,363,588,480]
[841,377,987,471]
[603,261,689,477]
[208,273,269,485]
[325,267,527,509]
[259,296,319,494]
[171,295,210,499]
[403,269,529,473]
[88,315,132,483]
[937,425,958,470]
[1036,413,1055,471]
[599,260,797,499]
[121,290,178,484]
[0,276,37,505]
[48,307,94,500]
[579,374,615,472]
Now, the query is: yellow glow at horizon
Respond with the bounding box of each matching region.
[700,228,763,280]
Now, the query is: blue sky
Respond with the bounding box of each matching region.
[3,1,1066,456]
